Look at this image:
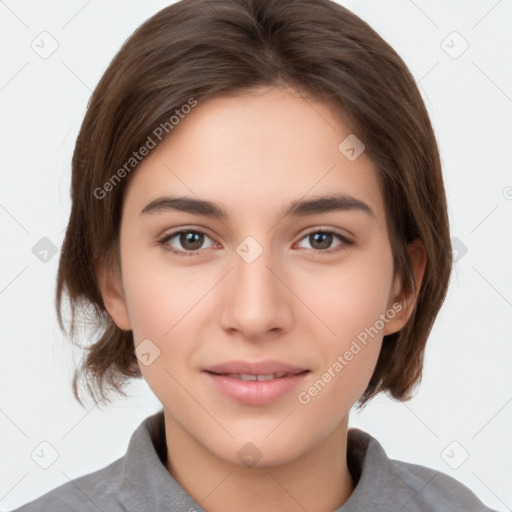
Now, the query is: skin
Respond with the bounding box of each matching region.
[100,84,426,512]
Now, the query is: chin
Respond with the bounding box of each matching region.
[212,430,315,469]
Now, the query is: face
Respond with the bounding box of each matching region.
[103,85,418,468]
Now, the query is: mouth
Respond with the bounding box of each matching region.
[204,370,309,381]
[202,360,310,405]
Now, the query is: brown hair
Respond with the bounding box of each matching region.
[56,0,452,408]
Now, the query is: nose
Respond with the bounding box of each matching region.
[218,246,294,341]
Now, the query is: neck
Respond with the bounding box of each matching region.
[164,412,354,512]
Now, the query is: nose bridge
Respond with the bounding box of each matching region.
[218,236,292,337]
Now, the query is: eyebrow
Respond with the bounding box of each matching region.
[140,193,375,219]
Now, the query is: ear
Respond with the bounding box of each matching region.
[97,261,132,331]
[383,238,427,336]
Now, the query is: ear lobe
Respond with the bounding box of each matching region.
[97,263,132,331]
[383,238,427,336]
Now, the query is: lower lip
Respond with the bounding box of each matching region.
[203,371,310,405]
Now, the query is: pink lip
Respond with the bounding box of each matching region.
[203,360,310,405]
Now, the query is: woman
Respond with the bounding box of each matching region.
[12,0,497,510]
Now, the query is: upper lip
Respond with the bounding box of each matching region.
[203,360,309,375]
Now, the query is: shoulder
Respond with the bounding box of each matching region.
[383,449,496,511]
[9,457,126,512]
[11,410,173,512]
[347,428,497,511]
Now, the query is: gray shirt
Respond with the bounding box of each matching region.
[11,410,497,511]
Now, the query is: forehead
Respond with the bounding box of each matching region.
[123,86,387,229]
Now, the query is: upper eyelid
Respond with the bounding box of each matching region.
[159,227,217,244]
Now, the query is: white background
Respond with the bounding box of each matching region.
[1,0,511,510]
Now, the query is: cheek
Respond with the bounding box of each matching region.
[295,245,393,402]
[123,271,176,340]
[300,245,394,342]
[118,237,209,378]
[119,234,197,338]
[120,253,197,393]
[296,281,387,417]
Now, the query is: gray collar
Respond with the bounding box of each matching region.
[117,409,399,512]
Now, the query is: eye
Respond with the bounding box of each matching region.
[158,228,352,257]
[158,229,217,256]
[295,230,352,255]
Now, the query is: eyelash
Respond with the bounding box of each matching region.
[157,228,353,257]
